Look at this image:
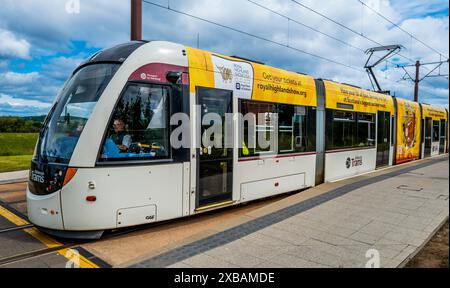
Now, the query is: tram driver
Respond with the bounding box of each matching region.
[110,118,132,152]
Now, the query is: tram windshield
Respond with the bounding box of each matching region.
[39,64,120,163]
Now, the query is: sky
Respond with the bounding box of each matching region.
[0,0,448,116]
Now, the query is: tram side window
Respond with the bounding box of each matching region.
[239,100,316,157]
[325,110,376,150]
[433,121,440,142]
[278,104,316,154]
[99,84,170,162]
[326,110,356,150]
[240,100,277,156]
[440,120,447,139]
[356,113,376,147]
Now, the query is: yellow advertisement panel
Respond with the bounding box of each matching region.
[186,47,215,92]
[186,47,317,107]
[324,80,394,114]
[251,63,316,106]
[421,104,448,121]
[396,98,421,164]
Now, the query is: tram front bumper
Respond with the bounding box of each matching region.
[27,187,64,231]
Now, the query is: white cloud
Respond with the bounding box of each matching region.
[0,71,40,85]
[148,0,448,103]
[0,28,31,59]
[390,0,449,19]
[0,0,129,52]
[41,54,86,81]
[0,0,447,115]
[0,93,52,109]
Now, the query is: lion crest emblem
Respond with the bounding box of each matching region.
[403,108,416,149]
[216,65,233,83]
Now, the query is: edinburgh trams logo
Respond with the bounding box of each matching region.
[31,170,45,183]
[346,156,363,169]
[346,157,352,169]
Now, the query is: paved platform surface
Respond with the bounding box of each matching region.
[132,156,449,268]
[0,170,28,184]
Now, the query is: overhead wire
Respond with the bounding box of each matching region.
[141,0,446,99]
[357,0,449,59]
[289,0,434,66]
[142,0,363,72]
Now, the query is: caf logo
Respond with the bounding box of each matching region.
[346,158,351,169]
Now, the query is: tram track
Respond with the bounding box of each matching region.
[0,181,29,220]
[0,243,79,267]
[0,181,163,267]
[0,181,72,267]
[0,221,165,267]
[0,180,145,267]
[0,224,35,234]
[0,218,166,267]
[4,199,26,205]
[0,199,29,222]
[0,180,293,267]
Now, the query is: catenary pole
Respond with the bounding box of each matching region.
[131,0,142,41]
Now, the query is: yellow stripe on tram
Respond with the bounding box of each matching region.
[0,205,98,268]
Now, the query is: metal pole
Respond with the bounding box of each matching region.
[131,0,142,41]
[414,61,420,102]
[368,67,382,92]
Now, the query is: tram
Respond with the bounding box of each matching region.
[27,41,449,238]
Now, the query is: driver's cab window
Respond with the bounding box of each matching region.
[99,83,170,162]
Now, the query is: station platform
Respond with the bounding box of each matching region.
[130,156,449,268]
[0,156,448,268]
[0,170,28,184]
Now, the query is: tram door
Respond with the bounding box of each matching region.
[196,87,233,208]
[376,111,390,168]
[424,117,432,157]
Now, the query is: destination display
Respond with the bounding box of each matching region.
[421,104,448,120]
[323,80,394,114]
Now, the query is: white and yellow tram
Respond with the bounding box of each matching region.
[27,41,449,238]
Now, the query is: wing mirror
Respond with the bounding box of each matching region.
[166,71,183,84]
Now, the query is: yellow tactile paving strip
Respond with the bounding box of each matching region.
[0,204,98,268]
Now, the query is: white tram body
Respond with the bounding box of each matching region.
[26,41,448,238]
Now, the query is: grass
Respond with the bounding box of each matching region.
[0,133,38,156]
[0,133,37,173]
[0,155,33,173]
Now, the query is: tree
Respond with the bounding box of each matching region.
[0,117,42,133]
